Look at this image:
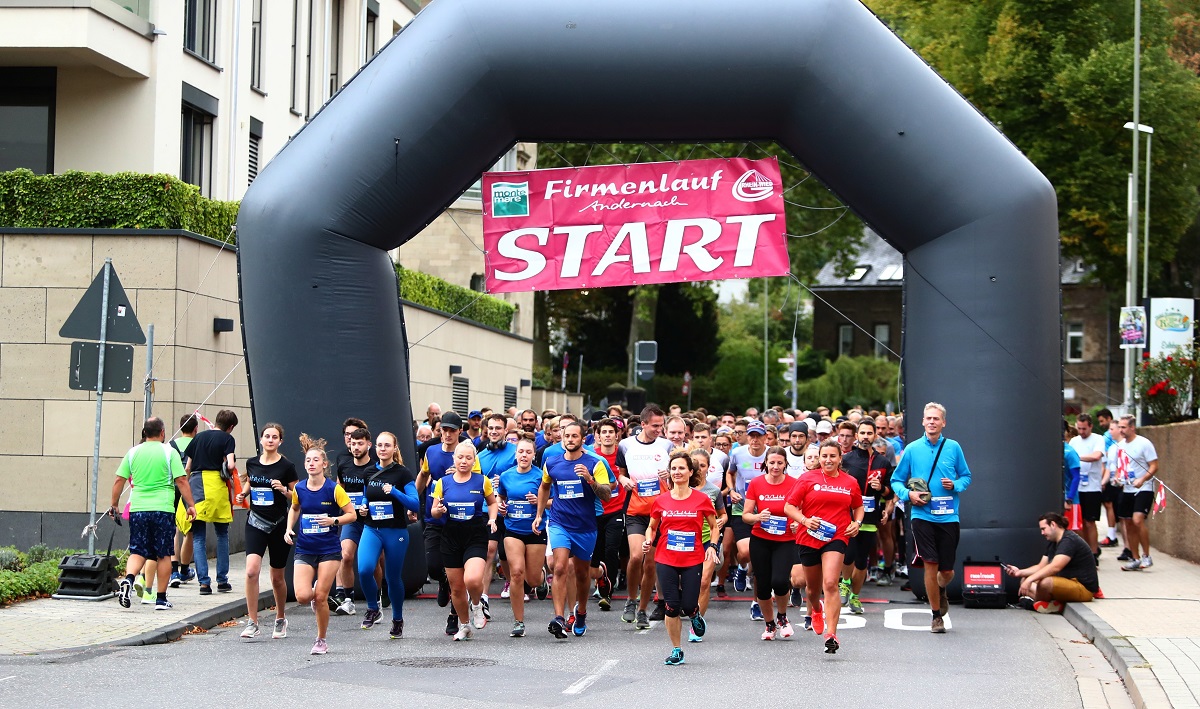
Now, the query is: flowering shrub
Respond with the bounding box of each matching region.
[1133,346,1197,423]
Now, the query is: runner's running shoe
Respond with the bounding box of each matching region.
[117,578,133,608]
[510,621,525,637]
[453,625,473,641]
[732,566,748,593]
[361,608,382,629]
[501,581,511,599]
[240,621,260,639]
[622,599,637,623]
[776,614,794,639]
[635,609,650,629]
[690,613,707,638]
[573,611,588,637]
[649,600,665,622]
[811,611,825,635]
[437,577,451,607]
[273,617,288,639]
[1121,558,1143,571]
[389,620,404,638]
[445,612,459,636]
[749,601,764,621]
[154,599,173,611]
[470,601,487,629]
[664,648,685,666]
[761,620,778,641]
[824,634,839,654]
[311,638,328,654]
[548,616,568,639]
[848,594,864,615]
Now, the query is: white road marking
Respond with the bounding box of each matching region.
[563,658,619,695]
[0,676,15,682]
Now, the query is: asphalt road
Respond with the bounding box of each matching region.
[0,579,1085,708]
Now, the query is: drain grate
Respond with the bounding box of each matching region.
[378,656,497,669]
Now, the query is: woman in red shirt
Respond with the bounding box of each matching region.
[742,446,802,641]
[785,440,864,654]
[644,451,717,666]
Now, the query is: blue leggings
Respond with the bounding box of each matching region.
[358,525,409,620]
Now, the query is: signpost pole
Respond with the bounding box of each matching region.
[143,324,154,420]
[88,258,112,555]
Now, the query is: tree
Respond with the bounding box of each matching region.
[866,0,1200,295]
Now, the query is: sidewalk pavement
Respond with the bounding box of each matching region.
[1065,547,1200,709]
[0,553,269,655]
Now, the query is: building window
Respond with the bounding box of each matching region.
[290,0,303,111]
[846,265,870,281]
[365,5,378,62]
[181,84,217,197]
[328,0,343,98]
[452,376,470,415]
[504,386,518,410]
[838,324,853,357]
[469,273,485,292]
[250,0,264,89]
[0,68,55,174]
[873,323,890,359]
[248,118,263,186]
[878,264,903,281]
[184,0,217,62]
[1066,322,1084,363]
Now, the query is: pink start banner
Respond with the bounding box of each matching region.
[481,157,790,294]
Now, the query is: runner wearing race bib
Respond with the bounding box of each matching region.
[498,434,547,637]
[615,405,674,628]
[357,432,420,639]
[237,423,297,641]
[742,446,802,641]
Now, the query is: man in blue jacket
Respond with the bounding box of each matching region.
[891,402,972,634]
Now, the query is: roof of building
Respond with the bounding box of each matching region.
[811,228,1090,290]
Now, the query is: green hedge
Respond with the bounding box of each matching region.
[396,264,515,331]
[0,559,61,605]
[0,169,238,244]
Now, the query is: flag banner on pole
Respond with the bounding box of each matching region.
[482,157,790,294]
[1153,480,1167,515]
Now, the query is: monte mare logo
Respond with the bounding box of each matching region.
[490,181,529,217]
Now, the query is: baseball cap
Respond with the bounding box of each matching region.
[716,426,734,435]
[440,411,464,430]
[788,421,809,434]
[815,420,833,434]
[468,410,482,419]
[746,421,767,436]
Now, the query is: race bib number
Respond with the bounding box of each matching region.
[806,519,837,542]
[666,530,696,552]
[930,496,954,515]
[557,479,584,500]
[250,488,274,506]
[761,515,788,536]
[348,492,366,508]
[636,478,661,497]
[447,502,474,521]
[507,501,532,519]
[301,514,327,534]
[862,497,876,513]
[1080,471,1090,485]
[369,501,394,521]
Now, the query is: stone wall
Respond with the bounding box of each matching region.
[1139,420,1200,565]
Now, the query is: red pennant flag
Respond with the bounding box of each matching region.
[194,409,215,430]
[1152,482,1167,515]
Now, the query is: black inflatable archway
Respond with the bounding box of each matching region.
[237,0,1061,594]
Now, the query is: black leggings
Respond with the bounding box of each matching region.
[423,524,446,583]
[847,530,878,571]
[656,562,702,618]
[749,535,795,601]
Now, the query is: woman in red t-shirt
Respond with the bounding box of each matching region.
[742,446,802,641]
[644,451,717,666]
[785,440,864,654]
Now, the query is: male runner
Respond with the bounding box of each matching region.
[616,404,674,628]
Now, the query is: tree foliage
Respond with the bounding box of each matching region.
[866,0,1200,295]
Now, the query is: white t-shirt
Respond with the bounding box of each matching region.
[728,446,766,515]
[1069,433,1107,493]
[784,447,806,479]
[1107,436,1158,493]
[705,448,729,488]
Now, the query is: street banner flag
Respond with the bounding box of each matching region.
[482,157,790,293]
[1153,481,1167,515]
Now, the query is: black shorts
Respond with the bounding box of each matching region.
[1102,483,1123,504]
[1118,490,1153,519]
[295,552,341,568]
[1077,491,1103,522]
[625,514,650,536]
[245,519,290,569]
[591,512,623,568]
[730,515,753,542]
[910,519,959,572]
[796,540,848,567]
[491,518,506,561]
[440,520,490,569]
[846,530,877,571]
[503,528,548,546]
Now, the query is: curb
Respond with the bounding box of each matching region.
[112,590,274,648]
[1063,602,1172,709]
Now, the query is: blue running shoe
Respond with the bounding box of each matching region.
[749,601,764,622]
[732,566,748,593]
[572,612,587,637]
[664,648,685,666]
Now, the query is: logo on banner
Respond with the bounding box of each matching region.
[732,169,775,202]
[490,181,529,218]
[1154,309,1191,332]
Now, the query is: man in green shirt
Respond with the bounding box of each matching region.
[109,417,196,610]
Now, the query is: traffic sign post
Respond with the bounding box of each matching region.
[682,370,692,410]
[61,260,145,554]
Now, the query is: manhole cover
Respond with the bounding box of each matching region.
[378,656,497,669]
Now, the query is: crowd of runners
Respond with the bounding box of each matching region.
[106,398,1150,664]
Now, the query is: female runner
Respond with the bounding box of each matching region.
[643,450,717,665]
[741,446,802,640]
[785,440,864,654]
[431,441,499,640]
[237,423,298,640]
[357,431,421,638]
[283,435,356,655]
[688,448,727,642]
[498,434,547,637]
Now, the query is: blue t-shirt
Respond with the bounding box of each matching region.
[890,435,972,524]
[1063,443,1081,504]
[478,443,517,480]
[541,451,610,533]
[433,473,493,523]
[291,479,348,556]
[498,466,543,535]
[421,445,457,525]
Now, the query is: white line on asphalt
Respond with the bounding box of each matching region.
[0,676,14,682]
[637,620,659,634]
[563,658,619,695]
